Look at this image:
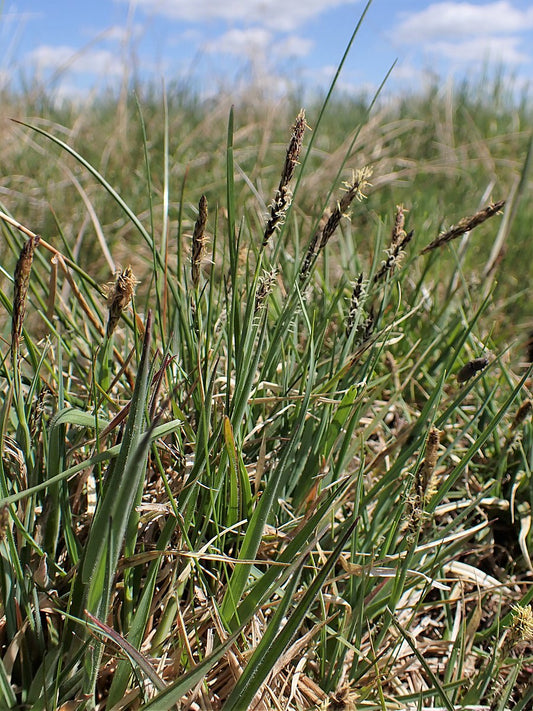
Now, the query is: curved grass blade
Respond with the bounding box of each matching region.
[0,417,183,508]
[106,515,177,706]
[222,517,358,711]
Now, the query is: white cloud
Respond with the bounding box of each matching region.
[203,28,312,59]
[51,82,98,106]
[123,0,360,32]
[275,35,313,58]
[27,45,124,77]
[397,1,533,41]
[430,35,530,64]
[204,28,271,56]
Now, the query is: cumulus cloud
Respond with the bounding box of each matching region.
[203,27,312,59]
[204,28,271,56]
[27,45,125,76]
[397,1,533,41]
[430,35,530,64]
[275,35,313,58]
[121,0,360,32]
[392,2,533,71]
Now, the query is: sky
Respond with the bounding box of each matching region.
[1,1,532,102]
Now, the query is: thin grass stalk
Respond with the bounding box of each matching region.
[223,518,358,711]
[483,133,532,287]
[162,84,171,334]
[420,200,505,254]
[271,0,376,260]
[220,295,316,626]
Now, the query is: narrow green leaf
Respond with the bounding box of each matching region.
[223,517,358,711]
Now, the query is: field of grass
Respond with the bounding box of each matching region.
[0,62,533,710]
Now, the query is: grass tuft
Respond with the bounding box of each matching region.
[0,59,532,710]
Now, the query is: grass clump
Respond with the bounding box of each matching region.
[0,67,532,711]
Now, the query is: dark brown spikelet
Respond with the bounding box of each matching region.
[191,194,208,288]
[319,167,372,251]
[391,203,406,248]
[361,304,375,344]
[300,167,372,280]
[345,273,364,338]
[511,400,533,431]
[254,268,278,313]
[407,426,441,532]
[373,229,414,284]
[105,266,137,338]
[457,356,489,384]
[419,426,441,505]
[11,234,40,363]
[262,109,307,248]
[420,200,505,255]
[373,204,411,283]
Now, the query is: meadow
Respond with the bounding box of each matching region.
[0,60,532,710]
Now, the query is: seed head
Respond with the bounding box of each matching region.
[254,268,278,313]
[345,273,365,338]
[105,266,137,338]
[420,200,505,255]
[319,167,373,250]
[11,234,40,363]
[406,426,441,532]
[263,109,308,248]
[391,204,407,248]
[300,167,372,281]
[457,357,489,384]
[191,194,208,288]
[509,604,533,645]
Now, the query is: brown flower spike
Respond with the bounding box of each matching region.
[191,194,208,288]
[407,426,442,532]
[263,109,307,248]
[457,357,489,384]
[420,200,505,255]
[300,167,372,280]
[11,234,40,363]
[105,266,137,338]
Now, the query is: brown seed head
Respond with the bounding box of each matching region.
[420,200,505,255]
[392,204,407,247]
[511,400,533,430]
[254,268,278,313]
[11,234,40,363]
[373,229,414,284]
[457,357,489,384]
[105,266,137,338]
[263,109,308,247]
[281,109,307,187]
[345,273,365,338]
[319,167,372,250]
[300,167,372,280]
[407,426,442,532]
[192,194,208,288]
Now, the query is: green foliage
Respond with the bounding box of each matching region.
[0,46,532,710]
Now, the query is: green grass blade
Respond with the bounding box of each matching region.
[223,517,358,711]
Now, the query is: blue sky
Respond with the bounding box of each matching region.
[1,1,532,101]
